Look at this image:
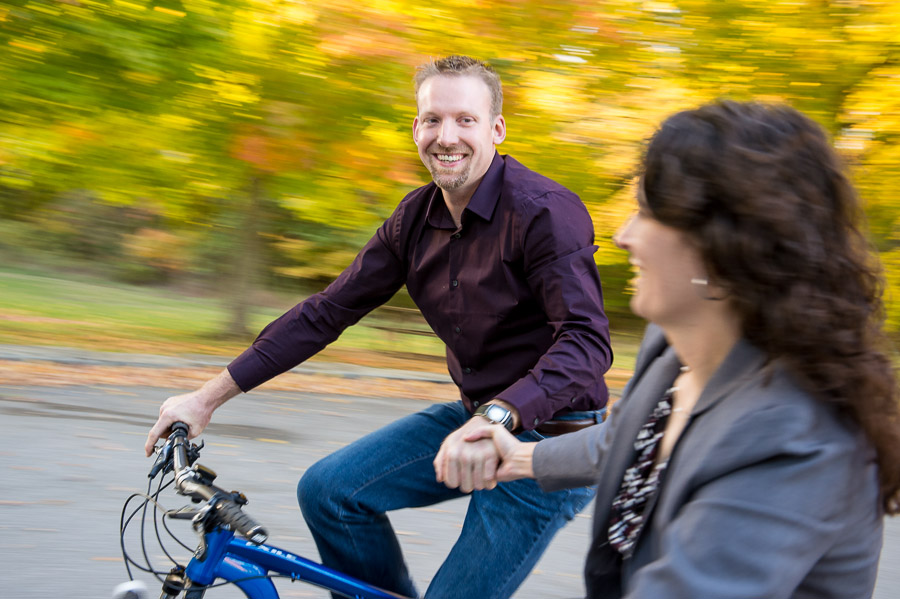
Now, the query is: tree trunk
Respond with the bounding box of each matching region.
[226,173,263,337]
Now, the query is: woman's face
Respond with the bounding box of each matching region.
[614,198,710,327]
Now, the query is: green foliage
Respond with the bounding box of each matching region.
[2,0,900,334]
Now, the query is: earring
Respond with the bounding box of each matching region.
[691,277,726,301]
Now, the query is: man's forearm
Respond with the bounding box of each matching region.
[200,369,243,410]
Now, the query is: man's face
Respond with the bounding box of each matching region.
[413,74,506,198]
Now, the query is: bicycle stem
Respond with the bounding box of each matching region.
[167,422,268,545]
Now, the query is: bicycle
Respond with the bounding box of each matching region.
[118,422,412,599]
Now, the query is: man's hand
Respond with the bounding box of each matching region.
[144,369,241,456]
[434,416,504,493]
[464,424,536,482]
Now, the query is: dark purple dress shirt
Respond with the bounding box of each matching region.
[228,153,612,430]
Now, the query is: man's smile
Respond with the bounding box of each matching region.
[436,153,466,164]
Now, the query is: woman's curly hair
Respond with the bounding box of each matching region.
[641,100,900,514]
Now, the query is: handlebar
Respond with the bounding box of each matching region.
[212,498,268,543]
[156,422,268,544]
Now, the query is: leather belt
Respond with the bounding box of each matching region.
[535,417,602,436]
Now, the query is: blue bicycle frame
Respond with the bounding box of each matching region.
[183,525,408,599]
[124,422,413,599]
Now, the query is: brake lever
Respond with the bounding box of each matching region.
[167,505,202,520]
[149,441,173,479]
[186,439,204,466]
[149,430,204,480]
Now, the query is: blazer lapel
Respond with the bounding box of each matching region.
[691,338,768,418]
[590,328,684,546]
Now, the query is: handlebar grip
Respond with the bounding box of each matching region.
[213,498,268,544]
[171,421,189,437]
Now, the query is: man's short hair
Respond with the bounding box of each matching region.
[415,55,503,119]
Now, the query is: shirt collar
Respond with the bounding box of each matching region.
[465,151,504,221]
[425,151,505,229]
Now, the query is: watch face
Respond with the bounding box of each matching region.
[486,405,507,422]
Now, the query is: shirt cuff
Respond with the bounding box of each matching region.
[494,375,549,431]
[226,347,271,393]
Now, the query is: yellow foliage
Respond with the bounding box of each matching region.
[642,1,679,14]
[157,114,199,130]
[363,119,409,155]
[520,70,589,115]
[8,0,900,332]
[9,39,46,53]
[881,247,900,333]
[232,9,274,60]
[280,0,317,26]
[153,6,186,18]
[576,82,702,178]
[591,183,637,268]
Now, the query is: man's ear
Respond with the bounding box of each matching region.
[493,115,507,146]
[412,116,420,144]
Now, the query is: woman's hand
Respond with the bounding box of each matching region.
[433,417,504,492]
[463,424,537,482]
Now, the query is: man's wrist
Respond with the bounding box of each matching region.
[488,399,520,430]
[200,369,243,409]
[475,399,520,431]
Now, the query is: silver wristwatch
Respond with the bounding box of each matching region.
[473,403,515,432]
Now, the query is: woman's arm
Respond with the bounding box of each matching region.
[463,421,610,490]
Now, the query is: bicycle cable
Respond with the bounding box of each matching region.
[152,472,193,562]
[120,433,316,596]
[121,494,313,595]
[120,471,191,584]
[120,492,174,580]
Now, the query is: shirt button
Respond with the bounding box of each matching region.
[533,417,540,426]
[464,367,472,374]
[452,232,461,239]
[455,326,461,333]
[451,280,459,287]
[473,400,480,408]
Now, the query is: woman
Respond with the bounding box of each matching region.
[439,101,900,598]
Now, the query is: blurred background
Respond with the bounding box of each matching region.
[3,3,900,597]
[1,0,899,367]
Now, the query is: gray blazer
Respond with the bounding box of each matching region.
[534,325,883,599]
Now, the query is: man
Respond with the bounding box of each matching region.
[145,55,612,599]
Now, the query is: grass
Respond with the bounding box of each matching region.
[1,269,266,353]
[0,263,640,374]
[0,264,446,368]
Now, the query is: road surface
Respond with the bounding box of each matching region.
[1,372,897,598]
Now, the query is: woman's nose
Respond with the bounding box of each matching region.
[613,215,634,250]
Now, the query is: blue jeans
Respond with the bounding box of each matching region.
[297,401,598,599]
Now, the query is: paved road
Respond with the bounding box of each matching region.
[1,372,898,598]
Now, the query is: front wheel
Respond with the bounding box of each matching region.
[112,580,148,599]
